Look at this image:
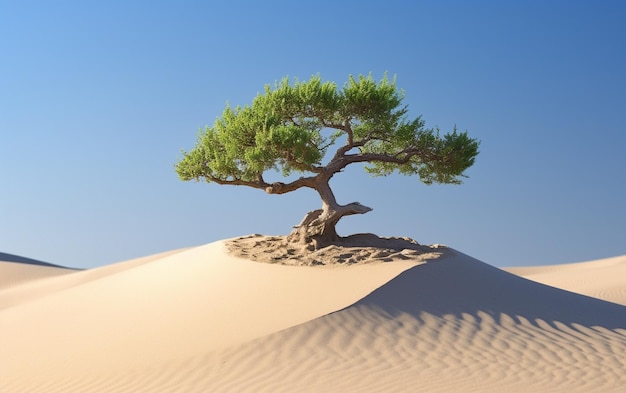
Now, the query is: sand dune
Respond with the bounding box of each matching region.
[0,248,192,309]
[1,241,625,392]
[0,253,77,292]
[0,252,68,267]
[505,255,626,306]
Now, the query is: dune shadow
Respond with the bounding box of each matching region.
[353,249,626,330]
[0,252,75,270]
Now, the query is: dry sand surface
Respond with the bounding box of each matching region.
[1,236,625,392]
[505,255,626,307]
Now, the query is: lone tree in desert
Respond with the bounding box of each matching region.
[176,74,479,249]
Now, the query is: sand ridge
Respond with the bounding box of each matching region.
[0,248,191,309]
[1,239,625,392]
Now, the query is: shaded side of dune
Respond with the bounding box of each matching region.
[353,249,626,329]
[0,252,75,270]
[196,251,626,392]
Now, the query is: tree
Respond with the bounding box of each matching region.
[176,73,479,249]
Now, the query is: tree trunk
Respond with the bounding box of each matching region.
[287,178,372,249]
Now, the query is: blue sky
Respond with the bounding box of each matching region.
[1,1,625,269]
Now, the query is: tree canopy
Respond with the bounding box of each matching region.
[176,73,479,248]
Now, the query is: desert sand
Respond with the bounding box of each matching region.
[505,255,626,307]
[1,237,625,392]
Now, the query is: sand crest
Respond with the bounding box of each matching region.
[1,240,625,392]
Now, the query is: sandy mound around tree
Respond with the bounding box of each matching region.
[225,233,447,266]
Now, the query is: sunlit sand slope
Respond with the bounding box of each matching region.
[0,253,76,291]
[506,255,626,306]
[1,243,624,393]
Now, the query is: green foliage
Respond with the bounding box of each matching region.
[362,126,480,184]
[176,73,480,188]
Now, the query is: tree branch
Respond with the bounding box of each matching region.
[323,147,432,177]
[264,176,317,194]
[320,118,350,133]
[344,148,435,166]
[348,151,411,165]
[328,123,362,162]
[344,121,354,146]
[204,175,270,190]
[205,173,318,195]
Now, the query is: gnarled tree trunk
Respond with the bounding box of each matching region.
[287,178,372,250]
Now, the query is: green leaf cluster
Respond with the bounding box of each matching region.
[362,126,480,185]
[176,73,479,186]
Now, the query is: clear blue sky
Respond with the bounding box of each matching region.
[2,1,625,269]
